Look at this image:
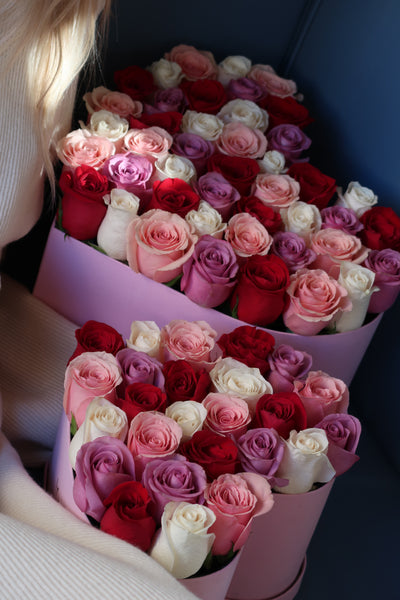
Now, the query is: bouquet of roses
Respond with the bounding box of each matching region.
[60,316,361,581]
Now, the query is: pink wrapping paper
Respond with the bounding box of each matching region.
[182,551,242,600]
[34,224,383,385]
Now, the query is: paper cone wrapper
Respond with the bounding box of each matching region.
[227,480,334,600]
[181,551,242,600]
[34,223,382,385]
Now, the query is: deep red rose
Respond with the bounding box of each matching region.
[253,392,307,439]
[114,65,156,101]
[137,111,183,135]
[234,196,283,234]
[217,326,275,373]
[114,382,167,424]
[288,162,336,210]
[58,165,109,240]
[147,178,200,218]
[260,94,314,130]
[207,153,260,196]
[230,254,290,326]
[100,481,156,551]
[68,320,125,363]
[180,79,228,114]
[180,430,239,481]
[163,360,211,404]
[359,206,400,251]
[126,116,147,130]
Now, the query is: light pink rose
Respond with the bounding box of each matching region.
[252,172,300,210]
[202,392,251,440]
[248,66,297,98]
[160,319,220,369]
[224,213,272,258]
[83,86,143,118]
[56,129,116,170]
[216,121,268,160]
[123,126,173,161]
[283,268,352,335]
[126,209,198,283]
[165,44,218,80]
[310,228,370,274]
[294,370,349,427]
[63,351,122,427]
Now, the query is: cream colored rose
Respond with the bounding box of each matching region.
[336,181,378,217]
[150,501,216,579]
[97,189,140,261]
[165,400,208,441]
[274,428,336,494]
[148,58,184,89]
[210,357,272,413]
[281,200,322,242]
[154,154,197,184]
[83,109,129,143]
[83,86,142,118]
[181,110,224,141]
[185,200,226,238]
[217,55,252,86]
[126,321,161,358]
[258,150,286,174]
[334,261,378,332]
[217,99,269,132]
[69,397,128,469]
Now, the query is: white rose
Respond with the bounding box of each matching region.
[217,99,269,132]
[257,150,286,174]
[210,357,272,413]
[181,110,224,141]
[185,200,226,238]
[336,181,378,217]
[82,109,129,143]
[97,189,140,261]
[334,261,378,332]
[165,401,208,441]
[281,200,322,243]
[274,428,336,494]
[154,154,197,184]
[148,58,184,89]
[217,55,252,86]
[126,320,161,358]
[69,397,128,469]
[150,501,216,579]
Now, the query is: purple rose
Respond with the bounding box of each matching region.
[315,413,361,476]
[102,153,154,197]
[267,344,313,392]
[73,436,136,522]
[194,172,241,221]
[321,205,364,236]
[142,455,207,522]
[271,231,316,273]
[181,235,239,307]
[266,124,311,165]
[227,77,266,104]
[116,348,165,396]
[236,428,287,487]
[152,87,188,113]
[364,248,400,312]
[172,132,215,176]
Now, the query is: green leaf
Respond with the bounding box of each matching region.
[86,241,108,255]
[163,273,183,288]
[231,295,239,320]
[70,414,78,437]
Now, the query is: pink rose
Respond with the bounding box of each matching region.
[126,209,198,283]
[83,86,143,118]
[160,319,219,369]
[165,44,218,81]
[224,213,272,258]
[56,129,116,170]
[252,173,300,210]
[248,66,297,98]
[310,228,369,274]
[63,351,122,427]
[216,122,268,160]
[123,126,173,161]
[294,370,349,427]
[283,268,352,335]
[202,392,251,440]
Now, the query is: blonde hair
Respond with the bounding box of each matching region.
[0,0,111,192]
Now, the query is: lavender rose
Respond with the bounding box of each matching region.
[73,436,136,522]
[194,171,241,221]
[320,205,364,236]
[227,77,266,103]
[315,413,361,476]
[102,153,154,196]
[271,231,316,273]
[266,124,311,165]
[267,344,313,392]
[364,248,400,313]
[116,348,165,396]
[172,132,215,175]
[236,428,287,487]
[181,235,239,307]
[142,455,207,522]
[153,87,188,113]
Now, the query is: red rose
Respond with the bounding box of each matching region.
[114,382,167,424]
[114,65,156,101]
[287,162,336,210]
[217,325,275,373]
[207,153,260,196]
[100,481,156,551]
[260,94,313,130]
[234,196,283,233]
[253,392,307,439]
[137,111,183,135]
[58,165,109,240]
[68,320,125,363]
[163,359,211,404]
[180,79,228,114]
[180,430,239,481]
[147,178,200,218]
[359,206,400,251]
[230,254,290,326]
